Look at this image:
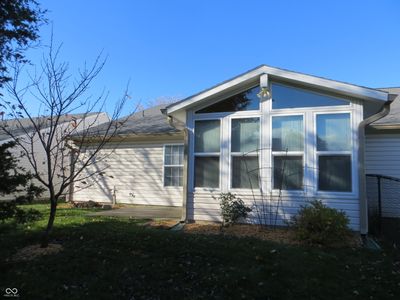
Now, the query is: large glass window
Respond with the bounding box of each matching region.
[196,86,260,113]
[272,115,304,190]
[231,118,260,188]
[317,113,352,192]
[271,83,350,109]
[164,145,184,187]
[194,120,220,188]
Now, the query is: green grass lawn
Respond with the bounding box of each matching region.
[1,203,399,300]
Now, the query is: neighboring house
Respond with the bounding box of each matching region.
[72,105,184,206]
[71,65,399,234]
[0,112,110,200]
[365,87,400,218]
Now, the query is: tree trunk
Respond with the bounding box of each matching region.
[41,195,57,248]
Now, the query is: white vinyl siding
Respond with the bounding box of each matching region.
[365,134,400,178]
[73,141,183,206]
[365,134,400,217]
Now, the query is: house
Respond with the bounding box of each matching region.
[0,112,110,200]
[71,65,399,234]
[365,87,400,218]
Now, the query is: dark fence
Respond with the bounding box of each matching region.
[366,174,400,234]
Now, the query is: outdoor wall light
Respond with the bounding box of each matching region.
[257,86,270,99]
[258,74,270,99]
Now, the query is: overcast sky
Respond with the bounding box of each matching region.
[22,0,400,116]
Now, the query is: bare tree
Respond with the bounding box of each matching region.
[0,41,132,247]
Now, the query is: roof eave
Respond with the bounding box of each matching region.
[69,131,183,142]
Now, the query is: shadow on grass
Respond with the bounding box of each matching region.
[1,216,400,300]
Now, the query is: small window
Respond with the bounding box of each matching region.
[164,145,184,187]
[196,86,260,113]
[231,118,260,188]
[271,83,350,109]
[194,120,221,188]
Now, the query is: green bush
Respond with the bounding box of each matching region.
[14,208,42,224]
[291,200,350,245]
[219,193,252,226]
[0,201,17,222]
[0,201,42,224]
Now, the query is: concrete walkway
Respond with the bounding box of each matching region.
[88,205,181,219]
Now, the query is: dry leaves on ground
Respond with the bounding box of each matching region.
[12,244,63,262]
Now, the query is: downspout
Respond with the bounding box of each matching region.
[165,114,188,223]
[358,94,396,235]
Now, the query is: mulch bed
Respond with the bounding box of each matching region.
[182,222,362,247]
[144,219,180,229]
[11,244,63,262]
[183,223,300,244]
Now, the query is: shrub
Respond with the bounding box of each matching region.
[219,193,252,226]
[0,201,42,224]
[15,183,46,204]
[14,208,42,224]
[291,200,350,245]
[0,201,17,222]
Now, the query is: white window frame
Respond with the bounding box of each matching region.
[163,144,184,187]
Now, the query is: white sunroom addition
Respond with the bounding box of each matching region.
[166,66,390,233]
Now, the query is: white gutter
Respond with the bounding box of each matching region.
[358,93,397,234]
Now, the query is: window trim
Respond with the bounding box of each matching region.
[163,144,184,188]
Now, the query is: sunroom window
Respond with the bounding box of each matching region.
[231,118,260,188]
[196,86,260,113]
[272,115,304,190]
[271,83,350,109]
[194,120,220,188]
[164,145,184,187]
[316,113,352,192]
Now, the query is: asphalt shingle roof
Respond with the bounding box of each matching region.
[0,113,98,141]
[85,104,180,136]
[372,87,400,126]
